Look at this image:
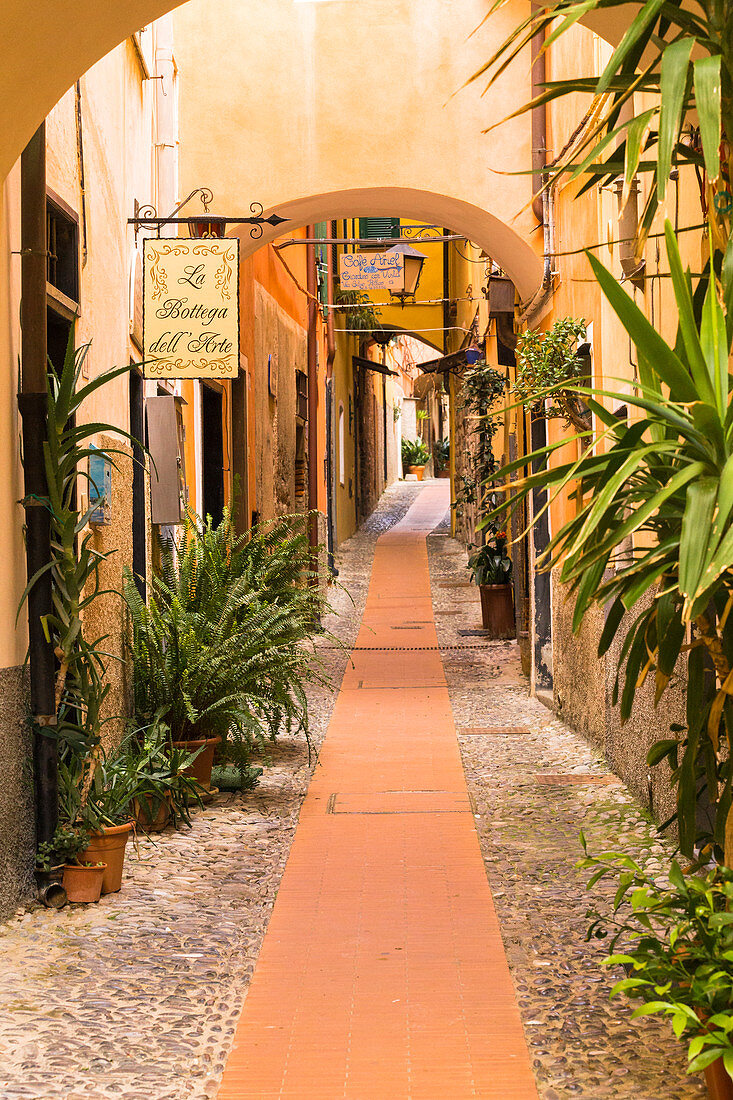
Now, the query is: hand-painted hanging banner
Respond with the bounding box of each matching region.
[339,251,404,291]
[143,238,240,378]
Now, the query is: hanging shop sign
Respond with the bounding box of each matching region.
[143,238,240,378]
[339,251,404,291]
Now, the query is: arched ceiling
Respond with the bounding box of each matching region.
[0,0,637,186]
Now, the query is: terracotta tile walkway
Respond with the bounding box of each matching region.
[219,483,537,1099]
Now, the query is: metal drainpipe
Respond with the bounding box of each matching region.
[325,222,337,574]
[19,124,59,856]
[521,9,555,326]
[306,231,319,581]
[530,15,547,227]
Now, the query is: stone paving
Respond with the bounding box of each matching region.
[427,524,704,1100]
[0,480,706,1099]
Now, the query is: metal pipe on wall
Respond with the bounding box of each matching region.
[19,123,58,850]
[530,14,547,226]
[324,221,337,573]
[306,230,319,577]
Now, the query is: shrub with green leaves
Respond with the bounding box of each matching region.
[515,318,591,433]
[124,508,331,774]
[401,438,430,467]
[579,839,733,1077]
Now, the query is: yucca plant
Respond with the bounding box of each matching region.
[487,222,733,862]
[19,336,134,758]
[124,508,330,774]
[472,0,733,258]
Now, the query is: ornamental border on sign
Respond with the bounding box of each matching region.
[142,237,241,380]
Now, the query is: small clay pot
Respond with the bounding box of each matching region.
[407,465,425,481]
[62,862,106,904]
[479,583,515,638]
[79,822,132,894]
[171,735,221,791]
[133,792,172,833]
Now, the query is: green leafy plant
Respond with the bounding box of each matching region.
[124,508,330,775]
[334,288,382,334]
[19,337,135,759]
[35,822,90,870]
[578,838,733,1076]
[468,532,512,586]
[473,0,733,258]
[486,222,733,861]
[515,318,591,433]
[401,438,430,467]
[454,361,507,518]
[434,438,450,473]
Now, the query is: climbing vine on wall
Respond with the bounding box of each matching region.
[454,360,507,523]
[514,318,591,434]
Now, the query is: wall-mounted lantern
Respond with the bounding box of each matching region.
[385,242,427,306]
[189,215,226,239]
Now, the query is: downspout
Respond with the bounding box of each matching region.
[521,11,555,326]
[306,230,319,581]
[19,124,59,862]
[74,82,88,267]
[325,221,337,573]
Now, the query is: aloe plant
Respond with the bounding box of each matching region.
[19,335,135,758]
[487,222,733,861]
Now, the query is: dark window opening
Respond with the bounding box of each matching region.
[47,196,79,303]
[202,384,224,527]
[47,309,73,381]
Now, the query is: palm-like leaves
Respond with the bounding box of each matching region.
[488,222,733,859]
[472,0,733,256]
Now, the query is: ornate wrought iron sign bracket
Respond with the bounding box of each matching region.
[130,189,286,242]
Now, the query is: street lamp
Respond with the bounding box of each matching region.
[385,242,427,306]
[189,215,226,238]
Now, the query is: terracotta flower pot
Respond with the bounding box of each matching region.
[479,583,515,639]
[171,735,221,791]
[705,1057,733,1100]
[79,822,132,894]
[133,792,172,833]
[62,862,106,904]
[407,465,425,481]
[437,469,450,479]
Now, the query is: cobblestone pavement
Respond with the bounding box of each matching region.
[426,524,704,1100]
[0,481,705,1098]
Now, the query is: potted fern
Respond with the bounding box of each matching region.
[468,531,514,637]
[124,508,329,793]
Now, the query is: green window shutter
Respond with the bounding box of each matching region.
[358,218,400,241]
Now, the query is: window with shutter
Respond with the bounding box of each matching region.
[358,218,400,241]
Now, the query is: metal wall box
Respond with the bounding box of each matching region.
[488,276,515,314]
[146,394,183,525]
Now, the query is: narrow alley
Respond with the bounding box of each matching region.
[0,483,701,1099]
